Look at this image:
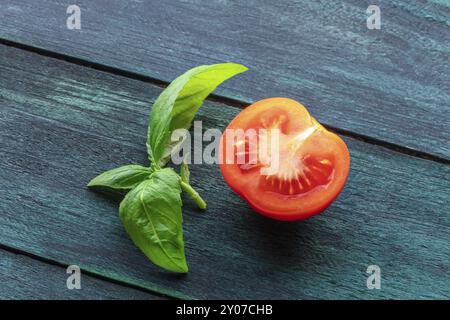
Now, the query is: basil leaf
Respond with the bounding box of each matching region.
[87,165,151,192]
[180,156,190,184]
[147,63,248,166]
[119,168,187,273]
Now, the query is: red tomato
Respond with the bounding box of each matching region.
[219,98,350,221]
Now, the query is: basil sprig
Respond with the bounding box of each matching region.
[88,63,248,273]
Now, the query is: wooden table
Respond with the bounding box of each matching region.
[0,0,448,299]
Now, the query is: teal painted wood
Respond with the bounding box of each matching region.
[0,249,164,299]
[0,45,449,299]
[0,0,449,159]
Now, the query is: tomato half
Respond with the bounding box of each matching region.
[219,98,350,221]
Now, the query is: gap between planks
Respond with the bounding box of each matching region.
[0,37,449,168]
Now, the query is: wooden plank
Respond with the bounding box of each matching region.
[0,45,449,299]
[0,249,164,299]
[0,0,449,159]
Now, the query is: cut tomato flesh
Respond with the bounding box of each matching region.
[258,154,334,196]
[219,98,350,221]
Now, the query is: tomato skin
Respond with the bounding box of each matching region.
[219,98,350,221]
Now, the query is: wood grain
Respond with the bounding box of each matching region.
[0,249,164,299]
[0,45,449,299]
[0,0,449,158]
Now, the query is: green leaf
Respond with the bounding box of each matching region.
[180,156,190,184]
[147,63,248,167]
[87,165,152,192]
[119,168,187,273]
